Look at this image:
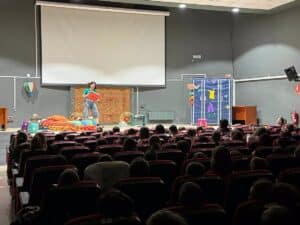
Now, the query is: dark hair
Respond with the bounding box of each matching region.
[272,183,300,208]
[55,133,65,141]
[57,168,79,187]
[254,127,268,137]
[219,119,230,133]
[149,135,161,146]
[187,129,196,138]
[98,154,113,162]
[231,129,244,141]
[196,126,203,133]
[130,157,150,177]
[112,126,120,134]
[144,150,157,161]
[261,205,295,225]
[169,125,178,135]
[185,162,205,177]
[250,157,268,170]
[123,138,137,151]
[155,124,165,134]
[88,81,97,90]
[212,131,221,144]
[211,146,232,176]
[146,210,187,225]
[127,128,137,136]
[230,150,242,158]
[139,127,150,140]
[179,182,205,207]
[151,143,161,152]
[31,133,47,151]
[97,189,134,218]
[249,179,274,203]
[16,131,28,146]
[295,145,300,158]
[198,135,209,143]
[258,133,273,146]
[177,140,191,154]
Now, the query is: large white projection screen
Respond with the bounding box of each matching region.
[39,2,167,86]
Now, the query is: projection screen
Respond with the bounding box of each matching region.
[37,1,168,86]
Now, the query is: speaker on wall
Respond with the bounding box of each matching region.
[284,66,299,81]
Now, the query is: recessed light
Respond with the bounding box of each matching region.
[232,8,240,13]
[179,4,186,9]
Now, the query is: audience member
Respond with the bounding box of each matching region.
[211,145,232,179]
[112,126,120,134]
[155,124,166,134]
[98,154,113,162]
[30,133,47,151]
[130,157,150,177]
[144,150,157,161]
[178,182,205,207]
[146,210,188,225]
[250,157,268,170]
[261,205,295,225]
[177,140,191,154]
[185,162,205,177]
[123,138,137,151]
[249,179,274,203]
[57,168,80,187]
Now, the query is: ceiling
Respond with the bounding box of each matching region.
[148,0,296,10]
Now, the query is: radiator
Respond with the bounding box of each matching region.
[148,111,175,121]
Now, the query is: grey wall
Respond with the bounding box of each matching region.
[0,0,71,127]
[233,4,300,123]
[135,8,233,124]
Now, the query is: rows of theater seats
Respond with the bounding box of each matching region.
[6,124,300,225]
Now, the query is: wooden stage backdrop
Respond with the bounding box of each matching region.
[72,87,131,124]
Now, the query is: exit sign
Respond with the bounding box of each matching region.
[295,84,300,94]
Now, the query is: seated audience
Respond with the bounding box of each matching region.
[30,132,47,151]
[151,143,162,152]
[196,126,203,136]
[112,126,120,134]
[249,179,274,203]
[261,205,296,225]
[98,154,113,162]
[177,140,191,154]
[146,210,188,225]
[250,157,269,170]
[57,168,80,187]
[149,135,161,146]
[178,182,205,207]
[185,162,205,177]
[211,146,232,180]
[231,129,244,142]
[155,124,166,134]
[169,125,178,136]
[272,183,300,209]
[123,138,137,151]
[212,131,221,145]
[294,145,300,158]
[217,119,230,135]
[139,127,150,143]
[11,131,28,161]
[130,157,150,177]
[144,150,157,161]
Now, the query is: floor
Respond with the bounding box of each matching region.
[0,165,12,225]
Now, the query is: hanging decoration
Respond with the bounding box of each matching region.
[24,81,36,97]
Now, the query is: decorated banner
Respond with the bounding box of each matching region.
[24,81,36,97]
[187,85,195,105]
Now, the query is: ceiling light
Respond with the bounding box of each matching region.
[179,4,186,8]
[232,8,240,13]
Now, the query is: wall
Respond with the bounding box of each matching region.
[135,8,233,124]
[233,4,300,123]
[0,0,71,127]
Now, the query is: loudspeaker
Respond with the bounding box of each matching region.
[284,66,298,81]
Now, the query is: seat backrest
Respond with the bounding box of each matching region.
[42,181,102,225]
[113,151,144,163]
[64,215,141,225]
[84,161,129,189]
[83,140,97,151]
[167,204,229,225]
[192,142,216,149]
[149,160,178,187]
[60,146,90,161]
[278,167,300,191]
[13,142,31,163]
[23,154,67,191]
[74,136,96,144]
[96,145,123,155]
[115,177,167,219]
[49,141,78,154]
[267,154,299,176]
[71,152,101,178]
[254,146,273,158]
[29,164,76,206]
[18,150,48,176]
[233,200,266,225]
[157,150,185,167]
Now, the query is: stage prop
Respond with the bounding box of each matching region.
[191,78,233,125]
[72,87,131,124]
[0,107,8,130]
[232,106,257,125]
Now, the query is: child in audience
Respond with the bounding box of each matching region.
[57,168,80,187]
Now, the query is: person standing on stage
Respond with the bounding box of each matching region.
[83,81,100,124]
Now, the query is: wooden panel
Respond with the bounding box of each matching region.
[73,87,131,124]
[0,107,8,130]
[232,106,257,125]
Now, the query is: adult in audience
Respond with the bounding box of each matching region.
[98,154,113,162]
[230,150,242,158]
[231,129,244,142]
[149,135,161,146]
[177,140,191,154]
[112,126,120,134]
[187,129,196,138]
[185,162,205,177]
[54,133,65,141]
[276,116,287,128]
[57,168,80,187]
[11,131,28,161]
[123,138,137,151]
[211,145,232,181]
[249,179,274,203]
[144,150,157,161]
[250,157,269,170]
[146,210,188,225]
[294,145,300,158]
[258,133,273,147]
[217,119,230,135]
[30,132,47,151]
[197,135,209,143]
[127,128,137,136]
[196,126,203,136]
[272,183,300,209]
[130,157,150,177]
[155,124,166,134]
[261,205,295,225]
[169,125,178,136]
[178,182,205,207]
[139,127,150,144]
[212,131,221,145]
[151,143,162,152]
[97,189,135,219]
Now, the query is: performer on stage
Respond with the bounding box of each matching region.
[83,81,100,124]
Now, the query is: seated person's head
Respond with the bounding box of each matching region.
[16,131,28,146]
[112,126,120,134]
[130,157,150,177]
[98,154,113,162]
[211,146,232,176]
[212,131,221,144]
[55,133,65,141]
[146,210,187,225]
[149,135,161,146]
[155,124,165,134]
[231,129,244,141]
[144,150,157,161]
[192,151,207,159]
[139,127,150,140]
[31,133,47,150]
[169,125,178,136]
[57,168,80,187]
[219,119,229,131]
[272,183,300,208]
[261,205,295,225]
[230,150,242,158]
[197,135,209,143]
[258,133,273,146]
[177,140,191,154]
[249,179,274,203]
[179,182,205,207]
[123,138,137,151]
[97,189,134,218]
[185,162,205,177]
[127,128,137,136]
[254,127,268,137]
[187,129,196,138]
[294,145,300,158]
[250,157,268,170]
[196,126,203,135]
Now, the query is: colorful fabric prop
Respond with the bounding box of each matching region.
[28,122,39,134]
[208,89,216,100]
[188,96,194,105]
[292,111,299,126]
[186,83,195,90]
[207,102,214,113]
[87,92,100,102]
[24,81,36,97]
[120,112,134,125]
